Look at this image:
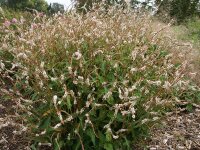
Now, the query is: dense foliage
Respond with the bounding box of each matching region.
[1,4,199,149]
[48,3,65,14]
[0,0,48,12]
[185,18,200,45]
[170,0,199,23]
[74,0,200,22]
[74,0,150,12]
[156,0,200,23]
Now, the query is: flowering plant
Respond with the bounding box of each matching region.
[0,5,199,150]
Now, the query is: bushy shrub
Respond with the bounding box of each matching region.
[0,7,35,26]
[0,0,48,12]
[185,18,200,44]
[0,5,199,149]
[170,0,199,23]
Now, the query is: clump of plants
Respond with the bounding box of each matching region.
[0,4,199,150]
[184,18,200,46]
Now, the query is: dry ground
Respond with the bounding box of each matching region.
[0,87,29,150]
[148,103,200,150]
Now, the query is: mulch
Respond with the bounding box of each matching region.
[0,89,29,150]
[148,103,200,150]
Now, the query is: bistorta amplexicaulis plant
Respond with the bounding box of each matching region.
[0,3,199,150]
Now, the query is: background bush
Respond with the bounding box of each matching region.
[0,4,199,150]
[0,0,48,12]
[170,0,199,23]
[185,18,200,45]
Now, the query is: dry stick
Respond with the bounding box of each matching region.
[163,36,193,48]
[151,22,172,41]
[193,140,200,148]
[76,131,85,150]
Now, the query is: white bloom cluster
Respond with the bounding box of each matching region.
[114,101,136,119]
[73,50,82,60]
[147,80,162,86]
[103,90,112,100]
[0,61,5,70]
[163,81,171,90]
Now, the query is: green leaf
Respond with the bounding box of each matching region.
[104,143,113,150]
[30,144,37,150]
[98,75,104,84]
[159,50,168,57]
[105,131,112,142]
[124,137,131,150]
[98,131,105,144]
[116,113,123,122]
[186,103,193,112]
[67,96,72,110]
[39,116,51,129]
[31,92,39,101]
[106,96,114,105]
[101,62,106,75]
[86,129,96,145]
[74,140,81,150]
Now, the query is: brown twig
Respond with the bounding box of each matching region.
[75,131,85,150]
